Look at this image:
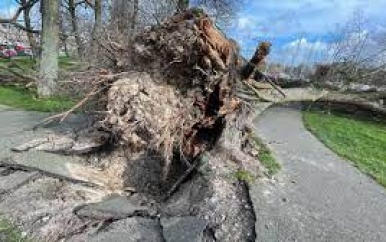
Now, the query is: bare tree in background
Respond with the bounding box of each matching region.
[92,0,102,41]
[0,0,40,33]
[318,12,386,89]
[38,0,59,97]
[20,0,39,56]
[65,0,84,57]
[0,0,40,57]
[110,0,139,35]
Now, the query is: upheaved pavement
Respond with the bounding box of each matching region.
[252,106,386,242]
[0,105,255,241]
[3,104,386,241]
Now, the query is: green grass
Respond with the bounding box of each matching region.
[234,169,255,182]
[0,217,31,242]
[252,136,281,176]
[0,56,77,71]
[303,111,386,187]
[0,86,75,112]
[0,56,79,112]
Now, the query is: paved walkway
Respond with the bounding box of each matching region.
[252,106,386,242]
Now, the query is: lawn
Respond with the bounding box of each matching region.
[0,57,79,112]
[0,86,75,112]
[303,111,386,187]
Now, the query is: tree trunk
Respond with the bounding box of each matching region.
[38,0,59,98]
[92,0,102,41]
[110,0,137,35]
[68,0,84,58]
[21,0,38,58]
[240,42,272,80]
[130,0,139,34]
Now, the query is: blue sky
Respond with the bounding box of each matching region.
[0,1,15,17]
[224,0,386,65]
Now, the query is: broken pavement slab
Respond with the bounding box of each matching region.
[161,216,208,242]
[0,170,39,194]
[74,195,156,220]
[0,107,92,161]
[0,151,125,191]
[88,217,164,242]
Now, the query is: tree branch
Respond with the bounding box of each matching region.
[0,0,40,34]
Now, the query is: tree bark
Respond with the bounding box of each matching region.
[92,0,102,41]
[21,0,39,57]
[38,0,59,98]
[240,42,271,80]
[0,0,40,34]
[130,0,139,34]
[68,0,84,57]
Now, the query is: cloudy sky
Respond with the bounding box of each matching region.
[225,0,386,65]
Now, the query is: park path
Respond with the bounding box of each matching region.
[251,106,386,242]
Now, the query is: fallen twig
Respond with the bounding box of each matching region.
[34,87,104,129]
[163,157,199,201]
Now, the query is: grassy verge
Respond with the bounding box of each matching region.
[303,111,386,187]
[0,217,30,242]
[0,86,75,112]
[0,57,79,112]
[252,136,281,176]
[0,56,77,71]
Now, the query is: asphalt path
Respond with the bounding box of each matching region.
[252,106,386,242]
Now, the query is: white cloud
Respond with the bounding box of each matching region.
[285,38,329,51]
[237,17,252,30]
[274,38,331,65]
[272,27,386,66]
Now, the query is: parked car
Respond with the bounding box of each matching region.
[0,45,17,58]
[0,43,33,58]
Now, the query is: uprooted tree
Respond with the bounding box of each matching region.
[41,8,272,193]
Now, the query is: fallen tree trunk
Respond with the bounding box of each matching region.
[305,93,386,120]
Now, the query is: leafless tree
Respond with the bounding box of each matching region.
[38,0,59,97]
[0,0,40,34]
[314,12,386,88]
